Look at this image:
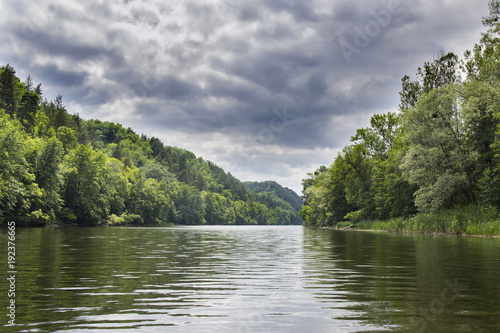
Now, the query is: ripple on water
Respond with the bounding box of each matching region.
[6,226,499,332]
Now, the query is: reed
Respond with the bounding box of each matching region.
[343,205,500,236]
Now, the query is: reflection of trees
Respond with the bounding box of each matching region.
[302,228,500,332]
[3,227,500,332]
[8,226,307,332]
[10,227,221,332]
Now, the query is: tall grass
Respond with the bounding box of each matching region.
[350,205,500,236]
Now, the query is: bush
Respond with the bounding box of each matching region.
[354,205,500,236]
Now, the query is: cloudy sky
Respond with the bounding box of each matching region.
[0,0,491,193]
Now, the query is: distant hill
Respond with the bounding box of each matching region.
[244,181,303,212]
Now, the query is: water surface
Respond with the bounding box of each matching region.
[1,226,500,332]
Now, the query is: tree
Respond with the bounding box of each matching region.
[0,110,42,225]
[104,158,130,217]
[135,178,171,224]
[56,126,78,152]
[351,112,401,159]
[140,162,176,183]
[0,63,306,227]
[336,144,375,220]
[28,137,64,223]
[462,9,500,206]
[482,0,500,27]
[62,145,113,225]
[371,136,417,219]
[41,96,70,130]
[300,166,343,227]
[399,52,459,112]
[33,111,54,138]
[399,75,422,111]
[0,64,20,116]
[17,90,40,130]
[203,192,235,225]
[418,52,459,93]
[401,85,478,212]
[174,184,205,225]
[16,75,41,130]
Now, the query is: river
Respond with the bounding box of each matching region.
[1,226,499,332]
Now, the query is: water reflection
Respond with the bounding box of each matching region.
[302,228,500,332]
[0,226,499,332]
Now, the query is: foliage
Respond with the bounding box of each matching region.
[244,180,303,224]
[0,66,300,226]
[401,84,478,211]
[300,5,500,234]
[0,110,42,224]
[354,205,500,236]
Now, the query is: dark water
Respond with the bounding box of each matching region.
[1,226,500,332]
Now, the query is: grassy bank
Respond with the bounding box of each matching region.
[336,205,500,236]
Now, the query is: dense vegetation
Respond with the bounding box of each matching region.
[0,66,302,226]
[300,2,500,235]
[244,180,303,224]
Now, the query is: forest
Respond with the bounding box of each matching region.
[0,66,302,226]
[300,4,500,234]
[244,180,303,212]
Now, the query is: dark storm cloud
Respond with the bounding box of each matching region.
[0,0,490,192]
[27,31,106,62]
[31,64,87,88]
[307,72,328,96]
[152,76,204,101]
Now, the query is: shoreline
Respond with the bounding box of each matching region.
[314,225,500,239]
[305,205,500,238]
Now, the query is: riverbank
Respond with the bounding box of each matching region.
[334,205,500,236]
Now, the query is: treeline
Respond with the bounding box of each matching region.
[0,65,302,226]
[244,180,303,224]
[300,3,500,228]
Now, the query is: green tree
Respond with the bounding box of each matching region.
[27,137,64,223]
[0,63,307,227]
[0,64,21,116]
[41,95,71,130]
[140,162,177,183]
[352,112,416,219]
[203,192,235,225]
[401,85,478,212]
[371,136,417,219]
[104,158,130,217]
[336,144,375,219]
[399,52,459,112]
[56,126,78,152]
[33,111,55,138]
[62,144,113,224]
[462,10,500,205]
[17,76,41,130]
[175,184,205,225]
[300,166,341,226]
[0,111,42,224]
[136,178,171,224]
[482,0,500,27]
[351,112,401,159]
